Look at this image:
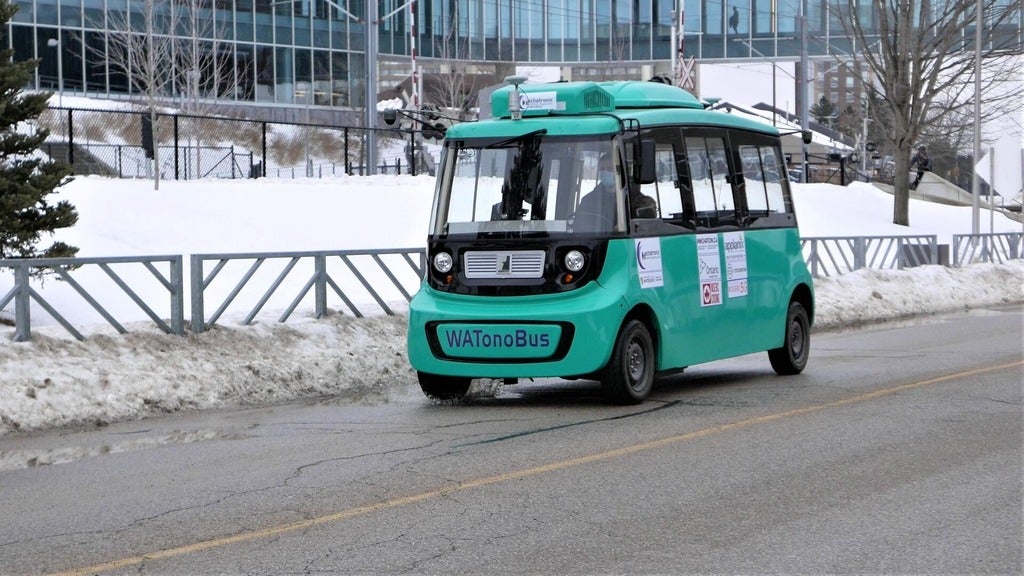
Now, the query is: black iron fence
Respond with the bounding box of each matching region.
[38,106,438,180]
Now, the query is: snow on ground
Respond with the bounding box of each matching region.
[1,175,1022,436]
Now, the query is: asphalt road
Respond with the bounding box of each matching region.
[1,306,1021,575]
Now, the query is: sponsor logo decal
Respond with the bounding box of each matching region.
[697,234,722,307]
[723,231,749,298]
[635,238,664,288]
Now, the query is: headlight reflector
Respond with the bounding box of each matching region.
[433,251,453,273]
[564,250,585,272]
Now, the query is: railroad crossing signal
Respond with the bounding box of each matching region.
[677,56,698,94]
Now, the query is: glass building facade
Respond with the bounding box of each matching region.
[6,0,1023,109]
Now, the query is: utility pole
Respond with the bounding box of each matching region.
[971,0,982,234]
[799,0,810,183]
[364,0,379,175]
[363,0,418,176]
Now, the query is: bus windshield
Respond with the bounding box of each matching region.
[432,134,624,236]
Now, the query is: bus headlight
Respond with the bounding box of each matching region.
[433,251,453,273]
[564,250,585,272]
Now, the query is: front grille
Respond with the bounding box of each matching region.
[463,250,546,279]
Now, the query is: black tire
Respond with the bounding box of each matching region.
[417,371,472,400]
[601,320,655,404]
[768,301,810,375]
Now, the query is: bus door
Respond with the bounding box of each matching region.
[673,129,754,362]
[729,130,799,352]
[630,127,705,369]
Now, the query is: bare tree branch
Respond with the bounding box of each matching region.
[832,0,1023,224]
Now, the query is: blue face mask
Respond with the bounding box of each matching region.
[598,170,615,188]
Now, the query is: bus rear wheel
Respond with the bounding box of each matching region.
[417,372,472,400]
[769,301,810,375]
[601,320,655,404]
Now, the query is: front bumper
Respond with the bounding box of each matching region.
[407,281,627,378]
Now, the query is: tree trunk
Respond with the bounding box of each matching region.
[892,146,911,226]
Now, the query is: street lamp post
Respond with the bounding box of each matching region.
[47,37,63,108]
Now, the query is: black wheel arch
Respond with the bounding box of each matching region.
[791,282,814,327]
[622,303,660,367]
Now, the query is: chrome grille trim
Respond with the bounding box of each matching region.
[463,250,546,279]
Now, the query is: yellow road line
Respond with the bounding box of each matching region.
[50,360,1023,576]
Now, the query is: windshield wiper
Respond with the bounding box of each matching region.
[484,129,548,149]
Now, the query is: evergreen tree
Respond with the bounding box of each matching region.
[809,96,838,128]
[0,0,77,260]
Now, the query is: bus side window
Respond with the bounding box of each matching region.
[760,146,789,213]
[639,146,679,218]
[675,147,696,226]
[686,136,735,228]
[739,145,769,217]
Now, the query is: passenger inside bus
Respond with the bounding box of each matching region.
[573,152,619,229]
[575,153,657,229]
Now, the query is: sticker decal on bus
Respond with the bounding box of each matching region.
[724,231,749,298]
[697,234,722,307]
[635,238,664,289]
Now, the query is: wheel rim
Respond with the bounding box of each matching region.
[789,316,805,359]
[626,339,647,389]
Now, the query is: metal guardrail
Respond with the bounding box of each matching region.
[952,233,1023,267]
[189,248,425,333]
[2,235,1021,341]
[0,255,184,342]
[801,235,939,278]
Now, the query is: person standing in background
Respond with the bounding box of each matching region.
[910,145,931,190]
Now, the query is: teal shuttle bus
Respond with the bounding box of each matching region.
[407,79,814,404]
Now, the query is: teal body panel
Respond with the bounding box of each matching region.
[407,270,628,378]
[406,227,812,379]
[648,227,809,368]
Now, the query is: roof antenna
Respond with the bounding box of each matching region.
[505,75,528,120]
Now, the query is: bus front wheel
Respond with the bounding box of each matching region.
[417,372,472,400]
[601,320,655,404]
[768,301,810,375]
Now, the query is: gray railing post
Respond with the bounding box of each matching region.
[315,253,327,318]
[14,263,31,342]
[190,254,205,333]
[1011,233,1021,260]
[853,237,866,270]
[806,239,817,277]
[170,256,184,335]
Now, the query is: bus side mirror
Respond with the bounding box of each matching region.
[637,139,656,184]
